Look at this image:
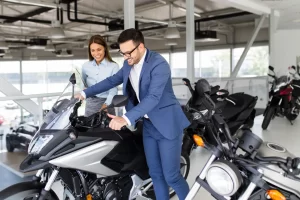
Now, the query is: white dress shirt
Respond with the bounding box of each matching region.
[122,49,148,126]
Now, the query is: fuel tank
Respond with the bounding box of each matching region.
[257,142,300,197]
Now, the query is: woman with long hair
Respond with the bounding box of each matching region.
[82,35,119,116]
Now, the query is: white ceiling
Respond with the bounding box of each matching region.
[251,0,300,29]
[0,0,256,52]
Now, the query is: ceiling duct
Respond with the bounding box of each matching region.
[195,30,219,42]
[108,19,139,31]
[27,38,48,49]
[0,50,5,56]
[110,42,119,50]
[0,41,9,50]
[56,49,73,57]
[67,0,110,26]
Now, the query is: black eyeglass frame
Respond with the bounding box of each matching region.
[118,43,140,57]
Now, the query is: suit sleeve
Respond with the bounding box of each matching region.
[83,65,124,98]
[124,61,170,125]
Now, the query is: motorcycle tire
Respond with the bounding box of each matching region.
[0,181,59,200]
[143,153,190,199]
[6,139,14,152]
[262,107,275,130]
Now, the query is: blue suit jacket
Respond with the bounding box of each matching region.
[84,49,190,140]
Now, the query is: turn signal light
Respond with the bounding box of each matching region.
[86,194,93,200]
[193,134,204,147]
[267,190,286,200]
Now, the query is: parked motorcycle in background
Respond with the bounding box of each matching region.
[184,79,300,200]
[262,66,300,130]
[181,78,257,156]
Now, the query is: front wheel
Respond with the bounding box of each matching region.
[262,107,275,130]
[0,181,59,200]
[144,153,190,199]
[6,138,14,152]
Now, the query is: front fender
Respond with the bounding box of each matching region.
[0,180,58,200]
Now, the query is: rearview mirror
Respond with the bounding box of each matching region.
[268,66,274,71]
[110,95,128,108]
[69,73,76,85]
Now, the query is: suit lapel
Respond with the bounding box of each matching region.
[139,49,151,92]
[123,65,131,95]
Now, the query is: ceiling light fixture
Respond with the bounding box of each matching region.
[48,20,65,39]
[164,3,181,39]
[165,38,178,46]
[45,40,55,51]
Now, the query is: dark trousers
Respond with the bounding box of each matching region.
[143,119,189,200]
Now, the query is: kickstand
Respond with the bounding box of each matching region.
[289,120,294,125]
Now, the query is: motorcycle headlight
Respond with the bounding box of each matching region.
[206,160,242,197]
[28,135,53,155]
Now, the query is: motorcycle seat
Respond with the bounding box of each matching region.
[221,93,257,120]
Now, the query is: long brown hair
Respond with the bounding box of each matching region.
[88,35,115,63]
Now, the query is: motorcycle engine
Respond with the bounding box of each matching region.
[102,182,121,200]
[257,142,300,197]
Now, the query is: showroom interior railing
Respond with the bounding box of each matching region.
[0,76,268,126]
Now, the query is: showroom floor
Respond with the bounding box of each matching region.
[0,113,299,199]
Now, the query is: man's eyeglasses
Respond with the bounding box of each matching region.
[118,43,140,57]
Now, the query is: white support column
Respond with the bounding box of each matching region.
[186,0,195,87]
[0,77,39,115]
[124,0,135,29]
[231,14,266,77]
[269,9,279,67]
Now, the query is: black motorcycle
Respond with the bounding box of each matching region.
[0,73,190,200]
[6,122,38,152]
[262,66,300,130]
[183,80,300,200]
[181,78,257,155]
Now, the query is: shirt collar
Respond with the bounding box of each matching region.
[134,49,147,68]
[92,58,107,67]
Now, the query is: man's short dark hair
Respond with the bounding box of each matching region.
[117,28,144,45]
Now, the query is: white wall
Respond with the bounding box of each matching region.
[270,29,300,75]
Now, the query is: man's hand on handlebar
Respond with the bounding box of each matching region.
[74,93,85,100]
[107,114,128,130]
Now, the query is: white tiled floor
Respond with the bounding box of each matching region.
[52,114,300,200]
[171,114,300,200]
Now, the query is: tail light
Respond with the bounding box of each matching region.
[279,87,292,96]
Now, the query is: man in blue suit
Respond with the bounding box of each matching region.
[76,28,190,200]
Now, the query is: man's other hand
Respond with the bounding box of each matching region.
[107,114,128,130]
[74,93,85,100]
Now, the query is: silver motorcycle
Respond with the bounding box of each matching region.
[0,73,190,200]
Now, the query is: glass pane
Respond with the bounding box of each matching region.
[171,52,187,77]
[161,53,170,64]
[0,61,21,126]
[198,49,231,78]
[233,46,269,77]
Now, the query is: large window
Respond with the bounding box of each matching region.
[170,52,187,77]
[0,61,21,126]
[197,49,231,78]
[22,60,86,95]
[233,46,269,77]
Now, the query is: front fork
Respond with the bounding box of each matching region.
[33,168,60,200]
